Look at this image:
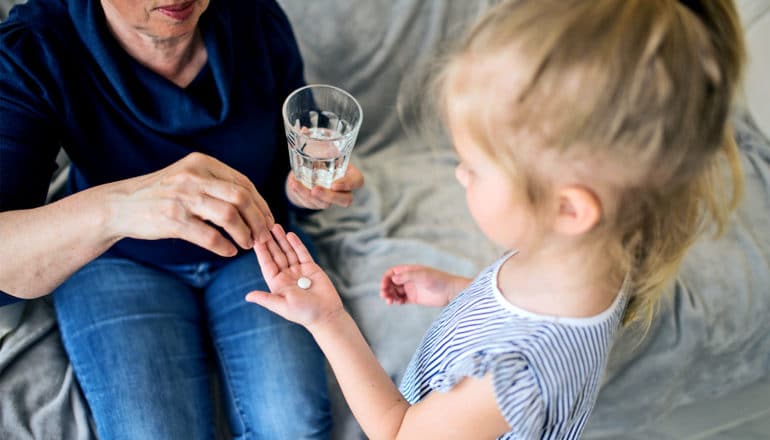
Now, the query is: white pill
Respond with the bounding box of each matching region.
[297,277,312,290]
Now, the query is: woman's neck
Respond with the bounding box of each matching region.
[101,3,208,87]
[498,239,624,319]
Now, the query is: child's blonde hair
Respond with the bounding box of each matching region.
[440,0,746,326]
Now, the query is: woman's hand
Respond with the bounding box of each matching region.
[107,152,275,257]
[245,224,344,328]
[285,164,364,209]
[380,265,471,307]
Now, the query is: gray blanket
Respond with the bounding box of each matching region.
[0,300,95,440]
[1,1,769,439]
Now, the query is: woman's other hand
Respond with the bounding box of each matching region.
[245,224,344,329]
[107,152,274,257]
[380,265,471,307]
[285,163,364,209]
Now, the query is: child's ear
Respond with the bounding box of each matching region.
[553,186,602,236]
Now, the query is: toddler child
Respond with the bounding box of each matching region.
[246,0,746,438]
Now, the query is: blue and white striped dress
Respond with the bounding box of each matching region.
[399,253,627,439]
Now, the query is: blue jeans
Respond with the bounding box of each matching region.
[53,237,331,439]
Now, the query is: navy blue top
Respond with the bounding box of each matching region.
[0,0,307,303]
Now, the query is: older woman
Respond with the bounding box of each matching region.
[0,0,361,437]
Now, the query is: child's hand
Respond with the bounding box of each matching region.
[380,265,468,307]
[245,224,344,328]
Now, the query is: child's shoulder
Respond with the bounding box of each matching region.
[453,251,515,300]
[448,284,625,374]
[483,251,628,328]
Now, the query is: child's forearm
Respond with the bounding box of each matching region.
[446,275,473,303]
[309,311,409,440]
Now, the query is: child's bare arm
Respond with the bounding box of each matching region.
[380,265,472,307]
[245,225,509,439]
[311,311,510,439]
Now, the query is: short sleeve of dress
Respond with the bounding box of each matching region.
[429,350,546,439]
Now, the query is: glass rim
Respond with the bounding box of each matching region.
[281,84,364,142]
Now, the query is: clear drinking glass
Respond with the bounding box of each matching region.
[282,84,363,189]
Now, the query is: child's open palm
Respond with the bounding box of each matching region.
[245,224,344,328]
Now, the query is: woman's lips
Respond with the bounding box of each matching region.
[156,1,195,21]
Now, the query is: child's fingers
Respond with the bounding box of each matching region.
[392,270,418,286]
[391,264,423,275]
[396,285,409,302]
[379,284,394,300]
[388,265,426,285]
[286,232,314,264]
[253,241,280,279]
[380,270,394,292]
[380,280,406,304]
[245,290,289,316]
[266,235,289,269]
[272,224,299,267]
[383,266,411,285]
[380,272,401,297]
